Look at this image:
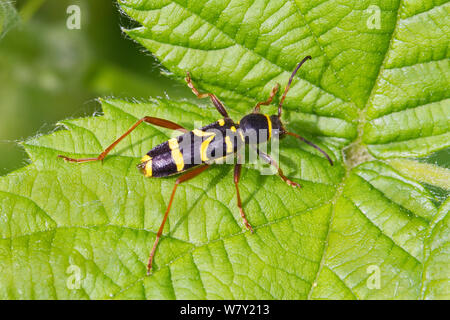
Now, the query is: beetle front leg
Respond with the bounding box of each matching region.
[254,147,301,189]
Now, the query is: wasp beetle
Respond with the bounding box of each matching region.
[58,56,333,275]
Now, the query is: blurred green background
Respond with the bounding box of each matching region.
[0,0,192,175]
[0,0,448,198]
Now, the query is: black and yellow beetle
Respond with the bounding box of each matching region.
[58,56,333,274]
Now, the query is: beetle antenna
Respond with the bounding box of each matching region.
[278,56,311,118]
[285,131,333,166]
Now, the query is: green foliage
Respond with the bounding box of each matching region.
[0,1,19,39]
[0,0,449,299]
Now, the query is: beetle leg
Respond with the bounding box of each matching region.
[254,147,302,189]
[233,163,254,233]
[185,72,230,118]
[58,116,187,163]
[253,83,280,113]
[147,164,210,275]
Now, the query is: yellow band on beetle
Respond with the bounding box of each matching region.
[264,114,272,139]
[168,138,184,171]
[140,155,152,177]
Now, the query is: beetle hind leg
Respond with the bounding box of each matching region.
[147,164,210,275]
[58,116,187,163]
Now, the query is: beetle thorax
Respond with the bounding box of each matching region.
[238,113,284,144]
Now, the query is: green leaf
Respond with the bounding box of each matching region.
[0,0,449,299]
[387,159,450,191]
[422,198,450,299]
[0,1,19,40]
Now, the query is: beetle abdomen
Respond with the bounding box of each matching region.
[139,118,243,177]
